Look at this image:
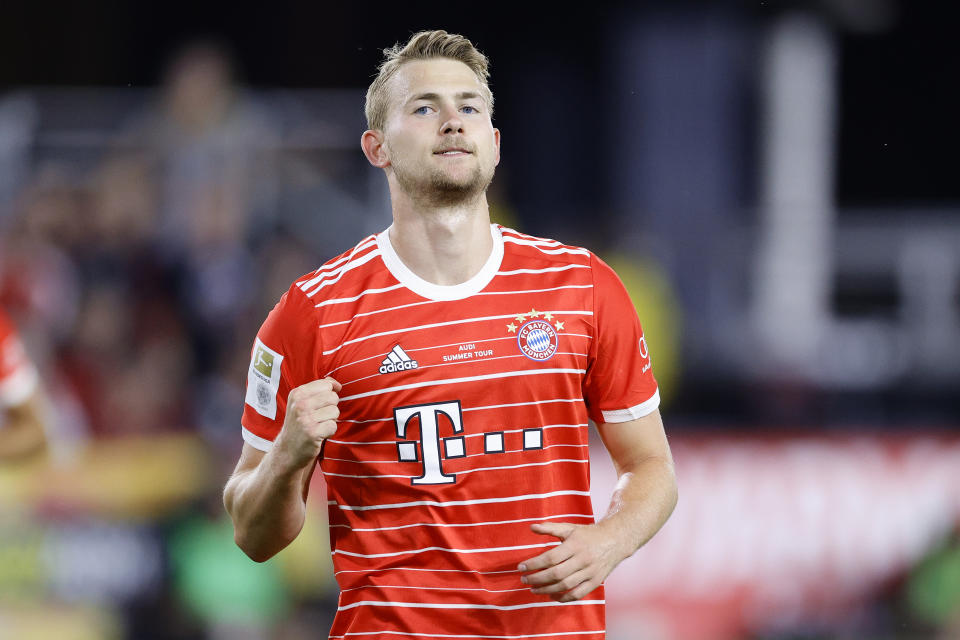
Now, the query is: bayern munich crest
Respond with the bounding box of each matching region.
[517,319,559,361]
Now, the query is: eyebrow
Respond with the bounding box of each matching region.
[407,91,483,105]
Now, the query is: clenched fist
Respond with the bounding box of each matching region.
[275,377,342,468]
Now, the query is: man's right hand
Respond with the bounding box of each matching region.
[274,377,342,468]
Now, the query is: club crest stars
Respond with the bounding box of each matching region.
[506,309,564,334]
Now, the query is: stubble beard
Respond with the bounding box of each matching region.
[393,156,496,208]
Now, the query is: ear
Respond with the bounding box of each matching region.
[493,128,501,167]
[361,130,390,168]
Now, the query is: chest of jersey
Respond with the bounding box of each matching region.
[316,285,595,497]
[323,287,591,414]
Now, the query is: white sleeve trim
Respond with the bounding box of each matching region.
[242,426,275,452]
[0,365,38,407]
[600,389,661,423]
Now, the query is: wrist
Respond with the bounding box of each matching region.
[595,515,638,562]
[269,432,318,476]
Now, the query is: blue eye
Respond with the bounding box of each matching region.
[414,106,431,115]
[462,105,478,114]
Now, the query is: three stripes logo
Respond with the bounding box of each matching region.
[379,345,419,374]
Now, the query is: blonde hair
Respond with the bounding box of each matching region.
[365,30,493,131]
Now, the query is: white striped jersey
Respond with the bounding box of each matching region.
[241,224,660,638]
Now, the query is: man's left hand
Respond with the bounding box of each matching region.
[517,521,626,602]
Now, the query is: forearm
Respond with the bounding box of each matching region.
[596,455,677,561]
[224,446,314,562]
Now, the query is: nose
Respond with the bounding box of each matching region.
[439,105,464,135]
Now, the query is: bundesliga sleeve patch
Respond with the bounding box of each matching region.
[245,338,284,419]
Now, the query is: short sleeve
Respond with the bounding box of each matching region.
[241,285,320,451]
[0,311,38,408]
[582,253,660,424]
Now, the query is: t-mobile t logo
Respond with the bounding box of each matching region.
[394,400,465,485]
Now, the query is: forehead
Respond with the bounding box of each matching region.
[388,58,483,105]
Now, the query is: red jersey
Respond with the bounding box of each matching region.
[0,309,38,410]
[241,225,659,638]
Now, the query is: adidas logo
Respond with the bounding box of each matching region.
[379,345,419,374]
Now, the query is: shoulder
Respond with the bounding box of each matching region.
[260,234,380,329]
[497,226,595,267]
[290,234,382,301]
[496,227,631,296]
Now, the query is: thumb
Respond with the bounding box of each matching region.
[324,376,343,393]
[531,522,577,540]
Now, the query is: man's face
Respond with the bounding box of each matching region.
[381,58,500,205]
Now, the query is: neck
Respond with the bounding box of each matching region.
[387,184,494,286]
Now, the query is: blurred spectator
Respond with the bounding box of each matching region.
[120,39,279,258]
[0,165,83,342]
[0,307,49,460]
[88,153,159,257]
[117,41,282,392]
[0,93,37,227]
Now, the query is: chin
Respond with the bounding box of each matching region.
[430,172,493,202]
[395,164,494,205]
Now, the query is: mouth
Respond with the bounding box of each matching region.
[434,148,472,156]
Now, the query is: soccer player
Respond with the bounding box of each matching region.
[225,30,677,638]
[0,308,48,460]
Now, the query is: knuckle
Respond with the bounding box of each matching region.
[320,422,338,437]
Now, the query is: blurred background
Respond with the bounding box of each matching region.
[1,1,958,638]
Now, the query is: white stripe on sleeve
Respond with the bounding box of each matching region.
[599,389,661,423]
[241,426,275,451]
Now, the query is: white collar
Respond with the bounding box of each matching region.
[377,224,504,301]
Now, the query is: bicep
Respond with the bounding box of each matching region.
[224,443,267,511]
[595,409,673,475]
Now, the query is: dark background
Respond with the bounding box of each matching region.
[3,1,959,208]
